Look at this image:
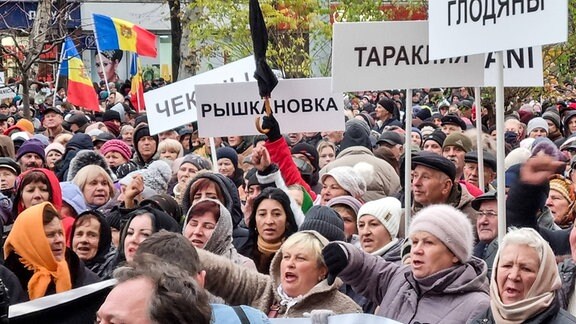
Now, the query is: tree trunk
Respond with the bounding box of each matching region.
[178,4,200,79]
[168,0,182,81]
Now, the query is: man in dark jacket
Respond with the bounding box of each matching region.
[472,191,498,279]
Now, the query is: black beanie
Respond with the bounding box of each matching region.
[300,206,345,242]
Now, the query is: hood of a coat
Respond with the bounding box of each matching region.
[183,198,233,256]
[16,168,62,214]
[269,230,342,297]
[182,172,243,228]
[71,210,112,265]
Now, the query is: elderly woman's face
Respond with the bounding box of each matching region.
[410,231,458,278]
[320,176,348,206]
[72,217,101,261]
[280,245,327,298]
[83,174,111,206]
[22,181,50,209]
[496,244,539,304]
[545,189,571,225]
[177,163,199,185]
[45,217,65,262]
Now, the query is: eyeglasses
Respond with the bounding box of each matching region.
[477,210,497,218]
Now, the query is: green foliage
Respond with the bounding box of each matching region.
[186,0,425,78]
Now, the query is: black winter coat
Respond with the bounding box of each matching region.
[470,299,576,324]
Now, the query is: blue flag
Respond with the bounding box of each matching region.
[59,37,80,77]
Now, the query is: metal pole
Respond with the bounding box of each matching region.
[53,42,66,98]
[474,87,485,192]
[92,20,111,95]
[404,89,413,233]
[209,137,218,172]
[495,51,506,244]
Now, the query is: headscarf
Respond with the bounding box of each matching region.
[184,198,234,257]
[15,168,62,215]
[70,210,112,267]
[489,228,562,323]
[4,202,72,299]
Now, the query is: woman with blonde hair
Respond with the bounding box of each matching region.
[158,138,184,162]
[72,165,115,211]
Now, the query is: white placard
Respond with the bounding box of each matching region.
[195,78,345,137]
[484,46,543,86]
[0,86,16,100]
[144,56,256,135]
[0,72,5,86]
[428,0,567,59]
[331,21,485,92]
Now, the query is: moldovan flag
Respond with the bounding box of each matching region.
[92,14,157,58]
[63,38,99,111]
[129,53,145,112]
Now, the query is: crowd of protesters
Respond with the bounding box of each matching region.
[2,82,576,323]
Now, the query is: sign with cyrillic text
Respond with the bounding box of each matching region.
[144,56,256,135]
[429,0,567,59]
[331,21,485,92]
[195,78,344,137]
[0,86,16,100]
[484,46,543,86]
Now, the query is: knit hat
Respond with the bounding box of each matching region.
[320,163,370,199]
[443,132,472,153]
[549,175,575,203]
[357,197,402,238]
[542,108,561,129]
[142,160,172,195]
[300,206,345,242]
[180,154,212,171]
[326,196,363,217]
[423,129,446,147]
[44,142,65,156]
[100,139,132,161]
[356,112,375,129]
[102,110,121,122]
[339,119,372,152]
[504,148,531,171]
[411,127,422,142]
[60,182,87,215]
[377,99,395,114]
[291,143,320,172]
[15,119,34,133]
[526,117,549,136]
[16,139,46,163]
[133,123,159,149]
[0,157,20,175]
[67,149,116,182]
[409,204,474,263]
[216,147,238,168]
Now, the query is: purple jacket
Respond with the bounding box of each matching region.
[339,243,490,323]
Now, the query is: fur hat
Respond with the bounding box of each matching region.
[320,163,372,199]
[409,204,474,263]
[100,139,132,161]
[357,197,402,238]
[67,149,116,182]
[16,139,46,163]
[300,206,345,242]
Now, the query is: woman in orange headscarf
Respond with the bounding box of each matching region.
[3,202,99,300]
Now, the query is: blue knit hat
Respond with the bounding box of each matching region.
[16,139,46,163]
[216,147,238,167]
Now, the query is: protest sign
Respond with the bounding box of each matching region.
[144,56,256,135]
[484,46,543,86]
[428,0,567,59]
[331,20,485,93]
[195,78,344,137]
[0,86,16,100]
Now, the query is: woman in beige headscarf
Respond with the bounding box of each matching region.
[471,227,576,323]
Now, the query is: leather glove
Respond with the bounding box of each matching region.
[322,243,348,285]
[261,114,282,142]
[303,310,335,324]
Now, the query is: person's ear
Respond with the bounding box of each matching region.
[196,270,206,288]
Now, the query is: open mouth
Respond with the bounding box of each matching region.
[191,239,204,246]
[284,272,298,283]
